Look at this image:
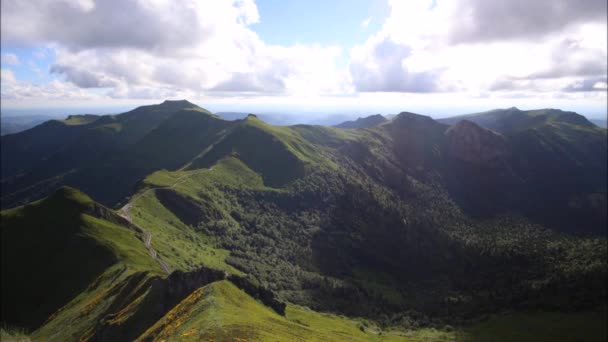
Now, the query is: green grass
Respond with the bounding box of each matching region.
[61,115,100,126]
[136,280,442,341]
[127,168,244,275]
[1,326,31,342]
[136,283,607,342]
[1,186,162,331]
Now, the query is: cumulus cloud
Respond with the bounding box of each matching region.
[348,0,607,97]
[524,38,607,79]
[1,0,606,102]
[0,0,255,52]
[1,0,345,98]
[563,77,608,92]
[1,70,101,101]
[1,68,17,85]
[449,0,607,44]
[1,53,20,65]
[350,37,442,92]
[361,17,371,29]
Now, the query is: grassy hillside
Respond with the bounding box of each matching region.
[137,280,436,341]
[1,100,210,208]
[121,119,605,328]
[1,187,162,331]
[136,280,606,342]
[1,104,606,340]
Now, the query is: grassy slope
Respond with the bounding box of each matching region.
[3,108,606,340]
[130,115,606,317]
[136,280,606,342]
[137,280,412,341]
[126,159,257,274]
[187,116,354,186]
[1,186,163,339]
[1,101,208,209]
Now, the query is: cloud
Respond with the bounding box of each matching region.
[563,77,608,92]
[0,0,257,53]
[361,17,371,29]
[1,68,17,85]
[1,0,345,98]
[448,0,607,44]
[348,0,607,97]
[523,38,607,79]
[1,71,102,101]
[1,0,607,103]
[1,53,20,65]
[50,64,117,88]
[350,37,444,92]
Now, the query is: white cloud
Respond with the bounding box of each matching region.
[1,0,346,99]
[0,0,606,106]
[348,0,607,98]
[1,68,17,84]
[593,81,608,90]
[361,17,371,29]
[1,70,102,101]
[1,53,20,65]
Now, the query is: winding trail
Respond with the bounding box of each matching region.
[118,168,213,275]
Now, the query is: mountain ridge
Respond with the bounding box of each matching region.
[1,100,606,340]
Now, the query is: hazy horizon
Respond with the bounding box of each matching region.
[1,100,606,125]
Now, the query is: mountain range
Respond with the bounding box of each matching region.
[1,100,606,341]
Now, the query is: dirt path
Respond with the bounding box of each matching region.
[118,169,213,275]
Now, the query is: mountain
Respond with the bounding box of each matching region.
[437,107,595,133]
[1,187,163,330]
[0,115,55,136]
[1,102,607,340]
[591,118,607,128]
[438,107,607,234]
[1,100,217,208]
[335,114,387,129]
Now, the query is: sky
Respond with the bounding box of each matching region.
[1,0,607,119]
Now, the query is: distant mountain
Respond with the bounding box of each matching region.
[591,118,607,128]
[215,111,251,121]
[2,102,606,340]
[437,107,595,133]
[1,100,213,207]
[334,114,387,129]
[216,111,295,125]
[0,115,54,135]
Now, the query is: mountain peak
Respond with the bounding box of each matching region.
[445,119,507,164]
[160,99,198,108]
[392,111,437,126]
[49,186,95,208]
[334,114,387,129]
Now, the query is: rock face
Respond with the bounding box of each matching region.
[445,120,507,164]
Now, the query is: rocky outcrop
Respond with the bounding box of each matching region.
[445,120,507,164]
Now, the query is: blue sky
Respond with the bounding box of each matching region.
[1,47,56,85]
[254,0,385,51]
[1,0,606,119]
